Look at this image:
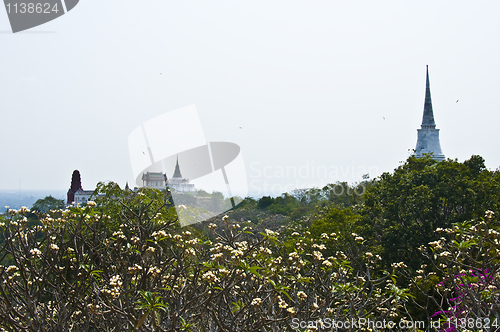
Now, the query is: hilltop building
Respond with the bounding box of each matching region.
[66,170,97,205]
[140,158,195,193]
[142,172,167,189]
[415,66,445,161]
[167,157,196,193]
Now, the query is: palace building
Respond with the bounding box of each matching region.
[141,172,167,189]
[141,157,196,193]
[66,170,97,205]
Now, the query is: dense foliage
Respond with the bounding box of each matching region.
[0,186,408,331]
[361,155,500,270]
[0,155,499,331]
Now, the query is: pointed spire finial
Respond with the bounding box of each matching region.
[422,65,436,128]
[173,155,183,178]
[415,65,445,161]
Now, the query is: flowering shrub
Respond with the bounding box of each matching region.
[0,183,412,331]
[409,211,500,331]
[431,268,499,332]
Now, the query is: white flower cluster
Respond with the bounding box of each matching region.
[336,251,348,260]
[152,230,167,241]
[312,251,323,261]
[112,231,126,240]
[428,240,444,250]
[251,298,262,306]
[128,264,143,274]
[211,253,223,260]
[230,247,244,260]
[439,251,452,257]
[185,248,196,256]
[110,274,122,287]
[278,296,288,308]
[391,262,407,269]
[6,265,18,274]
[312,244,326,250]
[202,271,218,283]
[186,238,198,245]
[30,248,42,257]
[259,247,272,255]
[219,268,230,277]
[297,291,307,301]
[148,266,161,277]
[265,229,279,237]
[105,275,122,297]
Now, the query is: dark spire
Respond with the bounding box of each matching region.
[173,155,182,178]
[67,170,83,204]
[125,182,130,191]
[421,65,436,128]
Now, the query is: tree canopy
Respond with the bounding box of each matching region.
[30,195,65,214]
[361,155,500,270]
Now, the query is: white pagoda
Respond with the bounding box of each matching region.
[415,65,445,161]
[167,157,195,193]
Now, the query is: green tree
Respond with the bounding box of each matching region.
[361,155,500,271]
[31,195,65,214]
[257,196,274,209]
[209,191,224,211]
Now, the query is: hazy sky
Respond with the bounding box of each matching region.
[1,1,499,197]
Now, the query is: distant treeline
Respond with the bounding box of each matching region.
[0,191,65,213]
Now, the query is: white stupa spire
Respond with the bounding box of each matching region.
[415,65,445,161]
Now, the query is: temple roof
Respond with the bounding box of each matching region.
[142,172,166,181]
[173,156,183,178]
[74,190,95,195]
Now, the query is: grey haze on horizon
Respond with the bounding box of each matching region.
[0,190,66,213]
[1,1,499,197]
